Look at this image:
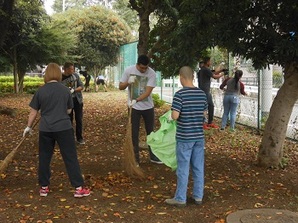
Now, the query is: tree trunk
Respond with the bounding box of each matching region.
[257,62,298,167]
[18,71,25,93]
[137,10,150,55]
[129,0,158,56]
[13,46,18,93]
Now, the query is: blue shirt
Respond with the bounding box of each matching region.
[172,87,207,142]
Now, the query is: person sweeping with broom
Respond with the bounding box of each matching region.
[23,63,90,198]
[119,55,162,166]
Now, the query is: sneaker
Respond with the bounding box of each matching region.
[150,159,163,164]
[74,187,90,198]
[39,186,49,197]
[203,123,210,130]
[77,139,85,145]
[165,198,186,207]
[207,123,219,129]
[193,198,203,205]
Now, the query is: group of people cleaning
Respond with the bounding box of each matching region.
[22,55,246,207]
[119,55,247,207]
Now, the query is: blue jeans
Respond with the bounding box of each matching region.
[174,139,205,202]
[221,94,240,129]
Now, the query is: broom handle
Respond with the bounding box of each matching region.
[0,116,40,174]
[15,116,40,150]
[129,83,134,117]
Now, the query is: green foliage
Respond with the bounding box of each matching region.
[152,93,165,108]
[53,6,132,75]
[279,157,288,169]
[146,0,298,75]
[273,71,283,88]
[213,0,298,69]
[0,76,43,93]
[0,0,75,92]
[113,0,139,35]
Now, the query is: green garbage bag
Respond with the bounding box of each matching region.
[147,110,177,170]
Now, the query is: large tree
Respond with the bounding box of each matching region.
[129,0,179,56]
[0,0,77,93]
[213,0,298,167]
[148,0,298,167]
[53,6,132,75]
[113,0,139,36]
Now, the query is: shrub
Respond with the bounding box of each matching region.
[152,93,165,108]
[0,76,44,93]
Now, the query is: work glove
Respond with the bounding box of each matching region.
[167,112,173,122]
[69,88,75,94]
[128,76,136,84]
[23,126,32,137]
[128,99,137,107]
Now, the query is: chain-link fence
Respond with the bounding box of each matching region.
[112,44,298,140]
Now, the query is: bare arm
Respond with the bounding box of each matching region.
[136,86,154,102]
[119,82,129,90]
[172,110,180,120]
[27,108,38,127]
[74,86,83,92]
[212,71,224,79]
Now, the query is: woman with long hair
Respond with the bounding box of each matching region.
[220,70,247,131]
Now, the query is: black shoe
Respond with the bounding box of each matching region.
[77,139,85,145]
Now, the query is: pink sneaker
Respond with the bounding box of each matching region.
[74,187,90,198]
[207,123,219,129]
[39,186,49,197]
[203,123,210,130]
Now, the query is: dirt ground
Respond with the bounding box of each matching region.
[0,91,297,223]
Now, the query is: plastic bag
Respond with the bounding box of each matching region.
[147,110,177,170]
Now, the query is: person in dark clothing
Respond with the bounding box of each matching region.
[62,62,85,145]
[23,63,90,198]
[79,70,91,92]
[198,57,224,129]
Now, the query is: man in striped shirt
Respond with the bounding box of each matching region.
[165,66,208,207]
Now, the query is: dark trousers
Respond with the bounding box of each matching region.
[38,129,84,188]
[70,97,83,141]
[131,107,159,163]
[206,92,214,124]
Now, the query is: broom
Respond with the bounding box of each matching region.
[0,117,40,174]
[123,84,144,179]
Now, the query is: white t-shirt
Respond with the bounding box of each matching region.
[120,65,156,110]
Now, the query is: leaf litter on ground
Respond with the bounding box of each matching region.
[0,91,297,223]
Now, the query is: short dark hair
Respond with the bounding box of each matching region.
[137,55,150,66]
[202,56,210,64]
[64,62,74,69]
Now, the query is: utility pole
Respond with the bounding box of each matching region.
[63,0,65,11]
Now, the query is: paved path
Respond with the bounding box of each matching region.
[226,209,298,223]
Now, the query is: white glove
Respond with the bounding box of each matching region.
[167,112,173,122]
[23,126,32,137]
[129,99,137,107]
[70,88,75,94]
[128,76,136,84]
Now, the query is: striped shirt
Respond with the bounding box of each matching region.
[172,87,208,142]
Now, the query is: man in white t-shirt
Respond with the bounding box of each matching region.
[119,55,162,165]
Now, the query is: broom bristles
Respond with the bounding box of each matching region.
[123,117,145,179]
